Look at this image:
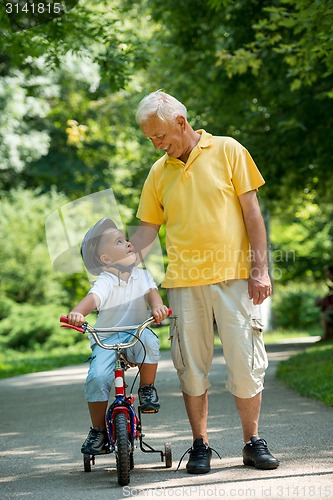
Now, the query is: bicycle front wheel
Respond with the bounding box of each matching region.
[114,412,131,486]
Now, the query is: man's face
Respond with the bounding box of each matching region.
[140,114,186,158]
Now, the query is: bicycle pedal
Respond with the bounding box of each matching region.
[95,447,110,455]
[140,409,158,414]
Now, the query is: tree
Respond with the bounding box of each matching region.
[129,0,333,205]
[0,0,150,193]
[214,0,333,95]
[0,62,57,189]
[270,192,333,283]
[0,1,147,89]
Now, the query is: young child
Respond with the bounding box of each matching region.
[67,218,169,455]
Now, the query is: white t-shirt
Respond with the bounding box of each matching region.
[88,267,157,345]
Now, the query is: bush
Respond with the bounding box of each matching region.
[0,296,16,320]
[0,188,68,305]
[0,302,84,351]
[271,282,324,330]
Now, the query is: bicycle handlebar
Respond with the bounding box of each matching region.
[59,308,172,351]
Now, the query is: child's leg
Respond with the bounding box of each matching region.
[124,328,161,412]
[88,401,108,430]
[137,362,158,387]
[125,327,160,372]
[84,338,118,430]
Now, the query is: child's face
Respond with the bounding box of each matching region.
[99,229,136,268]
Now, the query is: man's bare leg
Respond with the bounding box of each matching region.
[234,392,262,443]
[235,391,280,469]
[183,390,209,443]
[182,390,213,474]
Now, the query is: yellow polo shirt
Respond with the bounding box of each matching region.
[137,130,265,288]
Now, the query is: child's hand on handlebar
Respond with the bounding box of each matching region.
[67,311,85,327]
[151,305,169,324]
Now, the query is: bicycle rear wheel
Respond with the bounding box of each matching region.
[114,412,131,486]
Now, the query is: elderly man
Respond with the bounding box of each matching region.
[131,90,279,474]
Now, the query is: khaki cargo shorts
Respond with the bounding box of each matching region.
[167,280,268,398]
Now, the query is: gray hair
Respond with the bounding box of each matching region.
[136,90,187,124]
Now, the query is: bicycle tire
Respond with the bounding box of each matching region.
[130,450,134,470]
[114,412,130,486]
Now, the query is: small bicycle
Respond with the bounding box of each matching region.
[59,311,172,486]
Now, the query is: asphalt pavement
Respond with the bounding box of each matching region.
[0,339,332,500]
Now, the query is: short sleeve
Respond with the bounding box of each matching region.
[136,171,165,225]
[228,140,265,196]
[140,269,158,296]
[88,274,113,311]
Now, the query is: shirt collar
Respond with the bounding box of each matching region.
[164,129,213,167]
[195,129,213,148]
[101,267,139,285]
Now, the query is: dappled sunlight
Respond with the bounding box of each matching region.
[3,448,36,456]
[0,366,87,388]
[1,348,332,499]
[0,431,20,438]
[267,350,301,361]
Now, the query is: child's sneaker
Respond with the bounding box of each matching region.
[138,384,160,413]
[81,427,109,455]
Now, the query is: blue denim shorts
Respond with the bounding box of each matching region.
[84,328,160,402]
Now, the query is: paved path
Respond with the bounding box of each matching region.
[0,340,332,500]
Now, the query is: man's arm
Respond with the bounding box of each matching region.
[131,221,160,263]
[238,190,271,305]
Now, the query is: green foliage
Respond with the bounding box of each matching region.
[277,340,333,407]
[133,0,333,204]
[0,188,68,304]
[0,301,94,351]
[0,67,54,186]
[0,296,16,320]
[0,303,68,350]
[270,193,333,283]
[0,1,148,90]
[211,0,333,94]
[271,283,323,330]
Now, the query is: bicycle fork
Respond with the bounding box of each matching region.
[106,355,138,451]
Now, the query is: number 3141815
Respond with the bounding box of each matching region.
[6,3,62,14]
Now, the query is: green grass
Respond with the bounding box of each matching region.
[276,340,333,407]
[0,342,91,379]
[263,328,321,344]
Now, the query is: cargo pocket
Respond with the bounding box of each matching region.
[250,317,268,372]
[169,315,185,371]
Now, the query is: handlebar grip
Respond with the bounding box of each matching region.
[60,315,69,323]
[167,308,173,315]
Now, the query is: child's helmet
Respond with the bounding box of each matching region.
[81,218,117,275]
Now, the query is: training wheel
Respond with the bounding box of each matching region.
[164,443,172,468]
[83,453,94,472]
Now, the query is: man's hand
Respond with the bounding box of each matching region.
[248,274,272,305]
